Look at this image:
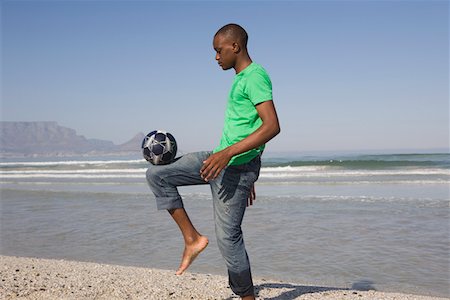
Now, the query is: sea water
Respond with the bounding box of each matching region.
[1,153,449,297]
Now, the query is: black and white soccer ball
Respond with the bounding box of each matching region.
[142,130,177,165]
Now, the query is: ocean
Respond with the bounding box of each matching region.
[1,152,449,297]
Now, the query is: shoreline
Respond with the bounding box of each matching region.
[1,256,448,300]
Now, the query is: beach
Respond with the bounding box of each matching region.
[1,153,449,298]
[1,255,449,300]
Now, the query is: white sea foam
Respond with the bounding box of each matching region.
[261,166,328,172]
[1,165,449,180]
[259,166,450,177]
[0,168,147,174]
[0,159,145,167]
[1,158,449,184]
[0,174,144,179]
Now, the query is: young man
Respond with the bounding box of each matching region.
[146,23,280,300]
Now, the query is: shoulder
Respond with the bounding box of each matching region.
[246,63,270,78]
[242,64,273,104]
[244,64,272,87]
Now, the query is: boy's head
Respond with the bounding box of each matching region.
[215,24,248,49]
[213,23,249,71]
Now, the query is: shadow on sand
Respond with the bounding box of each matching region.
[224,280,376,300]
[254,282,348,300]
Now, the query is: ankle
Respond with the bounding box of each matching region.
[184,233,202,245]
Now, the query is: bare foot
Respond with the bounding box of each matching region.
[175,235,209,275]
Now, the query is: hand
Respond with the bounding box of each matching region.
[200,149,232,181]
[247,184,256,206]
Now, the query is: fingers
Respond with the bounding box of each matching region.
[200,160,212,181]
[247,185,256,206]
[201,167,220,181]
[200,152,231,181]
[200,157,212,181]
[247,193,253,206]
[200,158,223,181]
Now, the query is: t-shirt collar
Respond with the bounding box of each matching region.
[236,62,255,77]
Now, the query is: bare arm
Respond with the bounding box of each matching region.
[200,100,280,181]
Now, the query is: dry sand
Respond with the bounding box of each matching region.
[0,255,448,300]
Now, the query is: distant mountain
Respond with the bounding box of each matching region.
[117,132,145,152]
[0,121,142,157]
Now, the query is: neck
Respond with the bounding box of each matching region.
[234,56,253,74]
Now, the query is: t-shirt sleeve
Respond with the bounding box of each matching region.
[245,70,273,106]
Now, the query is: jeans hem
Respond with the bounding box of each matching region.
[155,196,183,210]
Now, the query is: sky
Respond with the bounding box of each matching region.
[1,0,449,153]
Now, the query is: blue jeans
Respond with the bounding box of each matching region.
[146,151,261,297]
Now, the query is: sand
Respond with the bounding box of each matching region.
[0,255,448,300]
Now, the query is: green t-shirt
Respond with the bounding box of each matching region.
[214,63,273,165]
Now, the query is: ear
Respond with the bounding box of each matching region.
[232,42,241,54]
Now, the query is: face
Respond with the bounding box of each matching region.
[213,34,237,70]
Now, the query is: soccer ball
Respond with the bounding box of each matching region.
[142,130,177,165]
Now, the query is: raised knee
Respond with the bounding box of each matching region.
[146,166,161,182]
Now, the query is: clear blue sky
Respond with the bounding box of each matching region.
[2,0,449,153]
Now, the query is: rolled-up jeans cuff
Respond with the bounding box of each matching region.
[155,196,183,211]
[228,268,254,297]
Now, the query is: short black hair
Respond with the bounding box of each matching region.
[215,23,248,48]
